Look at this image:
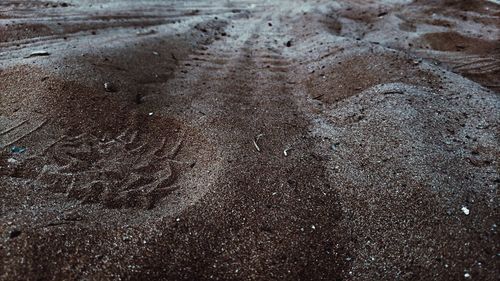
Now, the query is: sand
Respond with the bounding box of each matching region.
[1,0,499,280]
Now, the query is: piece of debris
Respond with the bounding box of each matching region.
[10,146,26,154]
[104,82,116,92]
[331,142,340,151]
[283,148,291,156]
[136,30,156,36]
[464,272,471,278]
[312,93,325,100]
[152,51,159,56]
[285,40,292,47]
[253,134,264,152]
[461,206,470,215]
[268,22,272,27]
[383,90,404,95]
[26,51,50,58]
[7,158,17,164]
[148,112,154,116]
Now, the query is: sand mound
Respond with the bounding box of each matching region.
[312,82,499,279]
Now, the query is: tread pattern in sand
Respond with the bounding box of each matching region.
[39,130,182,208]
[10,126,189,209]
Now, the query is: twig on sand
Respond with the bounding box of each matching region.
[312,93,325,100]
[383,90,404,95]
[136,30,156,36]
[25,51,50,58]
[253,134,264,152]
[283,148,292,156]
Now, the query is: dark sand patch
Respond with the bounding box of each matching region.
[306,52,439,104]
[418,32,499,54]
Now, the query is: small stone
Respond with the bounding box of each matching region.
[461,206,470,215]
[285,40,292,47]
[104,82,116,92]
[464,272,471,278]
[148,112,154,116]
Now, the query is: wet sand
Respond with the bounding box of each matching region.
[1,0,499,280]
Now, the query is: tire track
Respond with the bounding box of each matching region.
[123,8,348,280]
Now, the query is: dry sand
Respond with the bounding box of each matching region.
[0,0,499,280]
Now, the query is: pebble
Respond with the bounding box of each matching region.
[104,82,116,92]
[461,206,470,215]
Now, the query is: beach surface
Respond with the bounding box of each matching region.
[1,0,499,280]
